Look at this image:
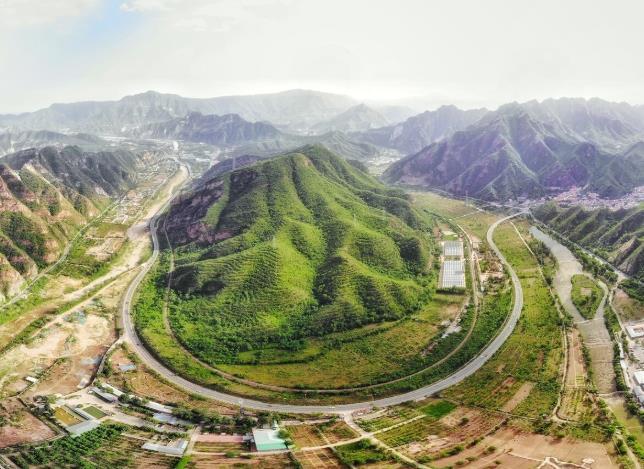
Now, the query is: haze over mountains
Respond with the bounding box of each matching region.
[1,89,643,203]
[384,99,644,201]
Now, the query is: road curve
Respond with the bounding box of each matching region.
[121,199,525,413]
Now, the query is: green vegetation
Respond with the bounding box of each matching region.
[621,279,644,302]
[135,249,511,401]
[357,405,422,432]
[571,274,603,319]
[133,149,514,401]
[335,440,394,466]
[166,145,436,366]
[533,203,641,282]
[9,423,126,468]
[378,417,445,447]
[445,222,563,419]
[419,400,456,419]
[82,406,108,419]
[0,212,50,267]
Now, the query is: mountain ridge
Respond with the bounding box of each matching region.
[383,102,644,201]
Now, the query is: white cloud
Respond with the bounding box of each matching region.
[0,0,99,28]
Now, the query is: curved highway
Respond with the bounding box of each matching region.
[121,197,525,413]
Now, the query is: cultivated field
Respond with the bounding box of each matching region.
[571,274,603,320]
[444,221,564,419]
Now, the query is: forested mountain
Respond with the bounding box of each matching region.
[160,145,434,362]
[354,105,488,154]
[383,103,644,201]
[0,90,358,135]
[0,146,141,300]
[533,203,644,279]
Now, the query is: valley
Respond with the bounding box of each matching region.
[0,90,641,469]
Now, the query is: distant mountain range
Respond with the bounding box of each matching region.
[312,104,389,134]
[384,99,644,201]
[0,90,359,135]
[0,130,105,156]
[130,111,385,161]
[1,91,643,203]
[131,112,282,146]
[0,146,140,300]
[354,105,488,154]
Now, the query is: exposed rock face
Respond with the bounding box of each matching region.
[0,145,142,301]
[384,103,644,201]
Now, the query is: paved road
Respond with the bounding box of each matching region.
[121,199,525,413]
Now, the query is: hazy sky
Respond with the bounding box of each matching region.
[2,0,643,113]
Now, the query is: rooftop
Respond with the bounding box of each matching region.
[252,427,288,452]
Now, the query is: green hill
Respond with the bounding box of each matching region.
[533,202,644,280]
[162,145,435,364]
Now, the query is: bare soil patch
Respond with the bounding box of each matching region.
[483,427,615,468]
[106,347,236,415]
[190,452,295,468]
[287,424,327,447]
[295,449,344,468]
[501,382,535,412]
[0,398,56,448]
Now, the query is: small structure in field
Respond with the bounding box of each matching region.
[66,419,100,437]
[118,363,137,372]
[91,387,118,403]
[634,370,644,388]
[443,240,464,258]
[440,260,466,289]
[252,426,288,452]
[142,439,188,456]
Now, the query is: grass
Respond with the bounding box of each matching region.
[83,405,108,419]
[217,291,465,389]
[571,274,603,320]
[357,406,422,432]
[418,400,456,419]
[335,440,394,466]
